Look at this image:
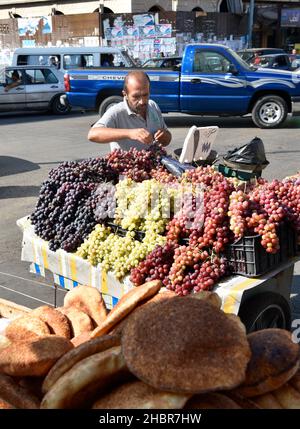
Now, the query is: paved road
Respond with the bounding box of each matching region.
[0,111,300,328]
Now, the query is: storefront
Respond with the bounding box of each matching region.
[281,8,300,52]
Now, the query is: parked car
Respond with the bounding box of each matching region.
[142,57,182,69]
[256,54,294,71]
[237,48,285,64]
[0,65,70,114]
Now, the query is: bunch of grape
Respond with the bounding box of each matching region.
[150,165,178,184]
[94,182,116,222]
[76,224,166,280]
[227,190,250,239]
[130,242,177,287]
[106,145,166,182]
[48,158,117,186]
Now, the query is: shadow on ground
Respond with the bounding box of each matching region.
[0,185,40,199]
[0,156,40,177]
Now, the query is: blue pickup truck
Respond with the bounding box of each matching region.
[65,43,300,128]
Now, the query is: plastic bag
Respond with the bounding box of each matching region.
[222,137,269,171]
[160,156,194,177]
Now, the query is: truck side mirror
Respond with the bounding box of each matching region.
[228,63,238,75]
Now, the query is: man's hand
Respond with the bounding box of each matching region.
[154,128,172,146]
[129,128,153,145]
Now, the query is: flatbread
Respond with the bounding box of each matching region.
[42,335,121,393]
[0,335,73,377]
[32,306,71,339]
[41,346,128,409]
[92,379,190,409]
[64,285,107,327]
[272,383,300,409]
[57,307,94,337]
[184,392,241,409]
[122,297,251,394]
[235,329,300,397]
[251,392,283,409]
[0,373,40,409]
[5,314,50,342]
[91,280,162,338]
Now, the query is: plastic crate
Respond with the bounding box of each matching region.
[225,222,297,277]
[216,164,262,181]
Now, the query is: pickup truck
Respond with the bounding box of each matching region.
[65,43,300,128]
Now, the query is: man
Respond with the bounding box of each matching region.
[4,70,21,92]
[88,70,172,151]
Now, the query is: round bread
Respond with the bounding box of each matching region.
[0,335,10,351]
[184,392,241,409]
[251,392,283,409]
[0,397,15,409]
[0,335,73,377]
[57,307,94,337]
[32,306,71,339]
[234,329,300,397]
[92,379,190,409]
[64,285,107,327]
[272,383,300,409]
[5,314,50,342]
[71,332,92,347]
[0,373,40,409]
[122,297,251,394]
[42,334,121,393]
[289,369,300,393]
[41,346,128,409]
[91,280,162,339]
[190,291,222,308]
[225,392,261,409]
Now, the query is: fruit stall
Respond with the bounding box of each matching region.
[15,144,300,332]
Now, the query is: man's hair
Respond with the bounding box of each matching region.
[123,70,150,93]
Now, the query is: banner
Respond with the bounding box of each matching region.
[281,8,300,27]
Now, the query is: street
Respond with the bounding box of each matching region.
[1,110,300,324]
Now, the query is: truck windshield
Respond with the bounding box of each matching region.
[228,48,252,71]
[120,51,136,67]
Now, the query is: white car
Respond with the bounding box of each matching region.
[0,65,71,114]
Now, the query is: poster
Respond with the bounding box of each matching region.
[140,25,156,38]
[22,39,36,47]
[155,24,172,38]
[41,17,52,34]
[123,26,139,38]
[133,14,155,27]
[18,17,40,36]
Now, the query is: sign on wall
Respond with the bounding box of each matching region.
[281,9,300,28]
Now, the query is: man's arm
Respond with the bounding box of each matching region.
[4,81,20,92]
[88,126,153,145]
[154,128,172,147]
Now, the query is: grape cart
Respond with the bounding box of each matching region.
[17,216,297,333]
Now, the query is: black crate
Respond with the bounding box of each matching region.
[225,222,297,277]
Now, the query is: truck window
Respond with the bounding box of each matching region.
[63,54,94,69]
[17,55,28,65]
[193,51,231,74]
[24,69,58,84]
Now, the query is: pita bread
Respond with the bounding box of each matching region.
[91,280,162,339]
[235,329,300,397]
[5,314,50,342]
[252,392,283,409]
[0,335,73,377]
[57,307,94,337]
[92,379,190,409]
[71,332,92,347]
[41,346,128,409]
[289,368,300,393]
[42,335,121,393]
[64,285,107,326]
[272,383,300,409]
[184,392,241,409]
[189,291,222,308]
[32,306,71,339]
[0,335,10,351]
[122,297,251,394]
[0,397,15,409]
[0,373,40,409]
[225,392,261,409]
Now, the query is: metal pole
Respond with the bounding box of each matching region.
[248,0,255,48]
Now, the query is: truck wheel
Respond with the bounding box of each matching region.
[51,95,71,115]
[238,292,291,333]
[252,95,288,128]
[98,96,123,116]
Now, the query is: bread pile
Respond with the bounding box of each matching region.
[0,281,299,409]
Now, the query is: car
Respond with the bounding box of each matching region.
[255,53,294,71]
[0,65,71,114]
[142,56,182,69]
[237,48,285,64]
